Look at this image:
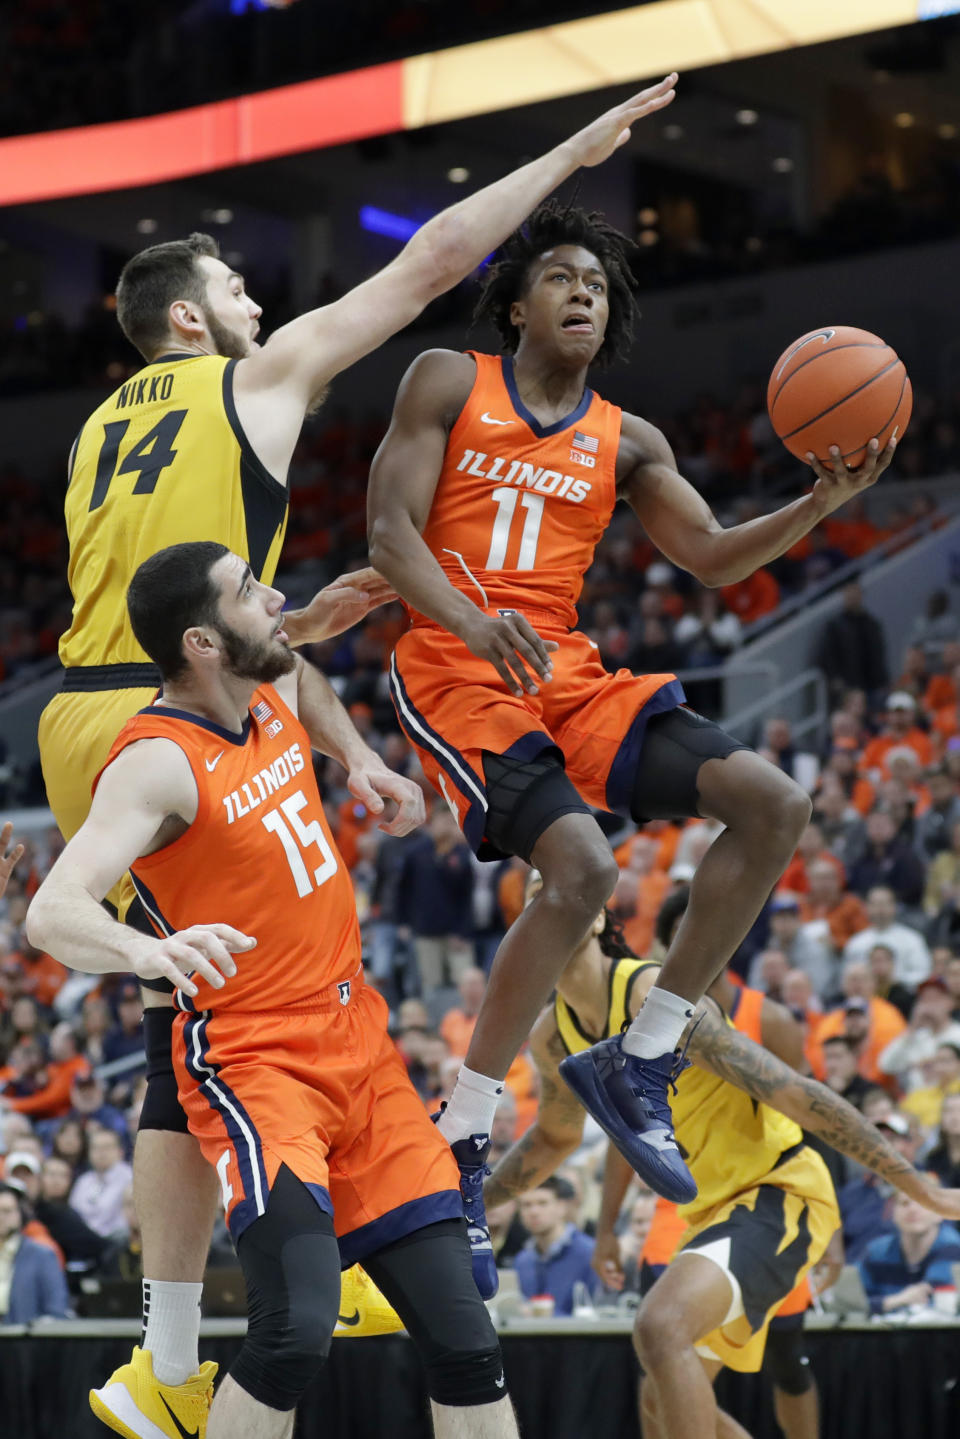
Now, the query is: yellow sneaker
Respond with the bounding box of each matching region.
[334,1264,405,1337]
[89,1346,217,1439]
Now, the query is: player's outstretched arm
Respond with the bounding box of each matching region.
[283,567,396,648]
[688,1000,960,1219]
[0,821,24,900]
[484,1010,586,1209]
[238,75,677,409]
[369,350,557,696]
[291,656,425,836]
[26,741,252,994]
[619,412,895,587]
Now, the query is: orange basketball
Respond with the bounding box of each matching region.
[767,325,912,468]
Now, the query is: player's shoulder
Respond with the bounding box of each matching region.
[98,733,196,806]
[396,348,477,422]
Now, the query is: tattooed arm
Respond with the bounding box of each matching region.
[484,1008,586,1209]
[688,999,960,1220]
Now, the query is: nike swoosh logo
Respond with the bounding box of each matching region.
[159,1394,199,1439]
[337,1308,361,1326]
[480,412,510,425]
[205,751,224,772]
[495,1373,506,1388]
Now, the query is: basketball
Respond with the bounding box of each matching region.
[767,325,912,468]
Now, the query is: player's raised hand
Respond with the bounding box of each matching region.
[347,759,427,837]
[133,923,256,997]
[286,567,398,646]
[0,822,25,900]
[460,612,558,697]
[567,74,678,169]
[806,432,897,514]
[591,1228,625,1291]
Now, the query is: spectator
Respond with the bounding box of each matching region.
[812,772,866,868]
[488,1089,520,1166]
[839,1113,920,1261]
[439,968,487,1058]
[860,693,935,779]
[924,820,960,916]
[34,1155,109,1275]
[746,947,791,1001]
[946,954,960,1021]
[926,1091,960,1188]
[867,944,914,1020]
[915,765,960,864]
[761,895,834,997]
[878,979,960,1093]
[619,1191,660,1294]
[367,831,421,1005]
[759,716,820,793]
[778,821,845,895]
[397,805,475,993]
[859,1192,960,1314]
[99,1186,143,1281]
[899,1042,960,1133]
[0,1183,70,1324]
[102,977,144,1068]
[847,811,925,908]
[719,567,780,625]
[61,1071,129,1150]
[488,1198,527,1269]
[0,1022,89,1121]
[810,969,907,1087]
[912,589,957,652]
[515,1176,599,1317]
[68,1128,133,1239]
[816,583,888,706]
[843,886,931,986]
[799,859,868,955]
[49,1117,87,1172]
[821,1035,873,1110]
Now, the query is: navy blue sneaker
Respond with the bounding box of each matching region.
[449,1133,499,1300]
[559,1036,696,1204]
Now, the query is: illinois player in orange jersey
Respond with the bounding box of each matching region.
[28,542,520,1439]
[367,202,897,1281]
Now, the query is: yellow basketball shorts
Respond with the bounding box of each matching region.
[38,687,157,917]
[675,1144,839,1373]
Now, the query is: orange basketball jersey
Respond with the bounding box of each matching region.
[95,685,360,1013]
[729,985,765,1045]
[417,351,622,629]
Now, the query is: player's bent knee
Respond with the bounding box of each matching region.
[425,1345,508,1407]
[764,1325,814,1397]
[138,1007,190,1134]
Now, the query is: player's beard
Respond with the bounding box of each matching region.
[215,621,297,683]
[204,308,252,361]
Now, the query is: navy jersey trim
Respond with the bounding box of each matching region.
[138,701,251,746]
[221,359,288,582]
[501,356,593,438]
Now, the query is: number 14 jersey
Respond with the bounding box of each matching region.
[96,684,360,1013]
[61,353,288,669]
[417,351,622,630]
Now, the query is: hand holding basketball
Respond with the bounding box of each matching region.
[569,74,678,168]
[806,433,898,516]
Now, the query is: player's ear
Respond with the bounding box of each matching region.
[182,624,219,663]
[168,299,205,340]
[590,908,606,938]
[509,298,526,335]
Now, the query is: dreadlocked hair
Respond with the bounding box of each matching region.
[473,200,640,367]
[597,909,637,961]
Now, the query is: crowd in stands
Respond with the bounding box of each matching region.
[6,586,960,1322]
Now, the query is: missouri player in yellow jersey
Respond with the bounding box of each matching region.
[484,877,960,1439]
[368,203,898,1265]
[35,77,684,1439]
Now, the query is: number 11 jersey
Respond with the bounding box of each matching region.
[416,350,622,631]
[60,353,288,669]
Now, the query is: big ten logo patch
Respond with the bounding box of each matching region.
[265,719,284,738]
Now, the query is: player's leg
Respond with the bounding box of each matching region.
[764,1322,819,1439]
[633,1252,734,1439]
[625,713,810,1055]
[363,1219,519,1438]
[207,1164,341,1439]
[561,707,808,1194]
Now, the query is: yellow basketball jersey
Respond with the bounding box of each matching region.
[60,353,288,671]
[554,963,804,1223]
[554,957,652,1055]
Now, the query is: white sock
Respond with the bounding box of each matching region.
[142,1279,203,1385]
[437,1065,504,1144]
[622,986,695,1060]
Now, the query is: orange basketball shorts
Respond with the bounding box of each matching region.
[172,976,461,1264]
[390,616,684,850]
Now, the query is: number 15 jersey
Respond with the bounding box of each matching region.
[60,353,288,669]
[96,683,360,1013]
[416,351,622,631]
